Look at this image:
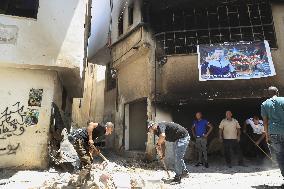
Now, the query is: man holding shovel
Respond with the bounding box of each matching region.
[243,116,271,164]
[148,121,190,183]
[72,121,114,184]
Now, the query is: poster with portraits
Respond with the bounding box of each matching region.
[197,40,276,81]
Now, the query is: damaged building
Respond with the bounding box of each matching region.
[0,0,91,168]
[89,0,284,165]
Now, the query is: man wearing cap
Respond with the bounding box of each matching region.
[261,86,284,177]
[148,121,190,183]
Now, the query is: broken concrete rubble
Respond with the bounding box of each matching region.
[1,154,284,189]
[34,153,167,189]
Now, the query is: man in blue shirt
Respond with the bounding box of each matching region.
[261,86,284,177]
[192,112,213,168]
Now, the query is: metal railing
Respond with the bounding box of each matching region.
[155,24,276,55]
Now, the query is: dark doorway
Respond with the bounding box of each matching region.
[129,100,148,151]
[172,98,266,157]
[172,98,265,132]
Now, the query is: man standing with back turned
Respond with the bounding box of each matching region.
[261,86,284,178]
[148,121,190,183]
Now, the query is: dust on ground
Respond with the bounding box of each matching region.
[0,153,283,189]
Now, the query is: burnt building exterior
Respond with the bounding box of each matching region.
[97,0,284,163]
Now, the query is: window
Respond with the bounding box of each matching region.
[106,64,116,91]
[0,0,39,19]
[118,13,124,36]
[152,0,277,55]
[128,4,134,26]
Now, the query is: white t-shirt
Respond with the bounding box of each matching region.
[246,118,265,135]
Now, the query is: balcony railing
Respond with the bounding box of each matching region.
[155,23,276,56]
[152,0,277,56]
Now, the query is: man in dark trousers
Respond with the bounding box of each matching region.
[192,112,213,168]
[261,86,284,178]
[148,121,190,183]
[219,111,244,168]
[71,121,114,184]
[243,116,271,164]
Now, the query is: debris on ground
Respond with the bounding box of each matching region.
[0,153,283,189]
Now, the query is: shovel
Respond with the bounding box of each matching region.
[89,144,109,162]
[157,144,170,178]
[160,158,171,178]
[245,133,276,163]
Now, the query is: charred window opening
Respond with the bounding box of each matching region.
[151,0,276,55]
[106,64,117,91]
[118,13,124,36]
[128,4,134,26]
[0,0,39,19]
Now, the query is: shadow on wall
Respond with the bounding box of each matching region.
[49,103,66,168]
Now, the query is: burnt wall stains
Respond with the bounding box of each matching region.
[0,143,20,156]
[50,102,65,132]
[150,0,277,55]
[28,88,43,107]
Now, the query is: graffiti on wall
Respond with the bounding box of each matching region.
[28,89,43,107]
[25,108,39,126]
[0,102,26,139]
[0,143,20,156]
[0,23,18,44]
[0,88,44,157]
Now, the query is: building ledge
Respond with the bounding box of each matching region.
[0,63,83,98]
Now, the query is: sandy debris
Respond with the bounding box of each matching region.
[0,154,283,189]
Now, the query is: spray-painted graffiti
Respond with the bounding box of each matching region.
[0,143,20,156]
[0,102,26,139]
[28,89,43,107]
[25,108,39,126]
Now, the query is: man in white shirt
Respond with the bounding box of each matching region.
[243,116,271,163]
[219,111,244,168]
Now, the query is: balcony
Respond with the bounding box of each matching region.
[151,0,277,56]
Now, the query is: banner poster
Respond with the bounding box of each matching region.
[197,40,276,81]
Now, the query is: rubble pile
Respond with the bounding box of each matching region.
[87,160,167,189]
[1,156,284,189]
[42,155,169,189]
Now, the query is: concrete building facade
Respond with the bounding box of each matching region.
[89,0,284,166]
[72,64,106,128]
[0,0,91,169]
